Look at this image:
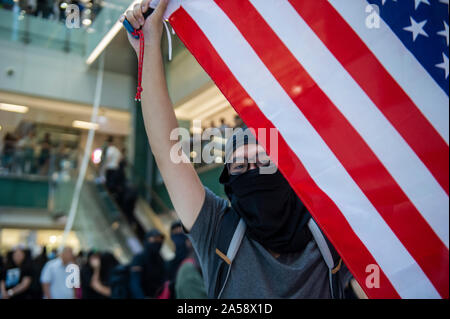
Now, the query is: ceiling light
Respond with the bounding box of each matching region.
[82,18,92,26]
[72,120,99,130]
[0,103,29,113]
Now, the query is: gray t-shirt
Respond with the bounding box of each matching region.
[187,187,347,299]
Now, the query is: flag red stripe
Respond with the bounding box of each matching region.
[170,6,401,299]
[215,0,449,298]
[289,0,449,195]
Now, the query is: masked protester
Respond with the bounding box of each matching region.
[122,0,355,299]
[219,134,312,255]
[167,221,189,281]
[129,230,166,298]
[180,128,350,298]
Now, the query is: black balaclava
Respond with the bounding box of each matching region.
[170,221,189,263]
[219,128,312,254]
[143,229,164,258]
[142,230,166,297]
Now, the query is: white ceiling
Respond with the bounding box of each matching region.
[0,90,130,137]
[174,84,238,127]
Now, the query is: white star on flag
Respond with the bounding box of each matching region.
[437,21,449,46]
[403,17,429,41]
[414,0,430,10]
[436,52,449,79]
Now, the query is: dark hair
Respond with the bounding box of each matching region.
[100,252,119,283]
[170,221,183,232]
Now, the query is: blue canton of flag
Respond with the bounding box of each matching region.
[368,0,449,96]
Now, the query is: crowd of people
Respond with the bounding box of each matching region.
[0,0,103,25]
[0,130,77,176]
[0,222,206,299]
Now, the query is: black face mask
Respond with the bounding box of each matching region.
[171,233,188,261]
[144,242,162,257]
[224,168,311,254]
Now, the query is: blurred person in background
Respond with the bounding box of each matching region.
[1,132,17,173]
[174,238,207,299]
[0,254,3,297]
[218,118,230,135]
[76,250,87,267]
[0,0,15,10]
[234,115,244,128]
[54,143,69,173]
[35,0,52,18]
[18,130,37,174]
[0,245,33,299]
[167,221,189,281]
[48,248,57,260]
[129,230,166,299]
[81,251,118,299]
[40,246,76,299]
[111,153,142,239]
[103,136,122,192]
[29,246,48,299]
[15,130,34,174]
[38,132,52,175]
[26,0,37,14]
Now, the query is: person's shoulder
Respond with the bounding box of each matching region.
[203,187,229,211]
[21,263,34,276]
[178,260,197,274]
[44,258,60,269]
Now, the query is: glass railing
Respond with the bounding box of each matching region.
[0,5,86,54]
[0,1,132,56]
[0,150,141,263]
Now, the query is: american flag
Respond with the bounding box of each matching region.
[159,0,449,298]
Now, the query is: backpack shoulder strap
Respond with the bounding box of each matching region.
[225,218,246,263]
[307,218,344,298]
[209,207,246,298]
[307,219,335,269]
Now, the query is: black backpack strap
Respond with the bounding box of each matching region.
[308,218,344,299]
[209,207,246,298]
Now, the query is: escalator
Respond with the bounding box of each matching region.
[52,164,146,263]
[0,163,145,264]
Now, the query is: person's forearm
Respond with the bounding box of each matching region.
[124,0,204,231]
[42,283,52,299]
[91,269,111,297]
[1,281,7,299]
[139,37,204,230]
[141,41,180,166]
[10,277,31,296]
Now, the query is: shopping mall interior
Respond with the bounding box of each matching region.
[0,1,240,269]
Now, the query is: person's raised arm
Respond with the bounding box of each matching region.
[120,0,205,231]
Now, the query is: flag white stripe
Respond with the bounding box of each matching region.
[182,0,440,298]
[250,0,449,248]
[328,0,449,145]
